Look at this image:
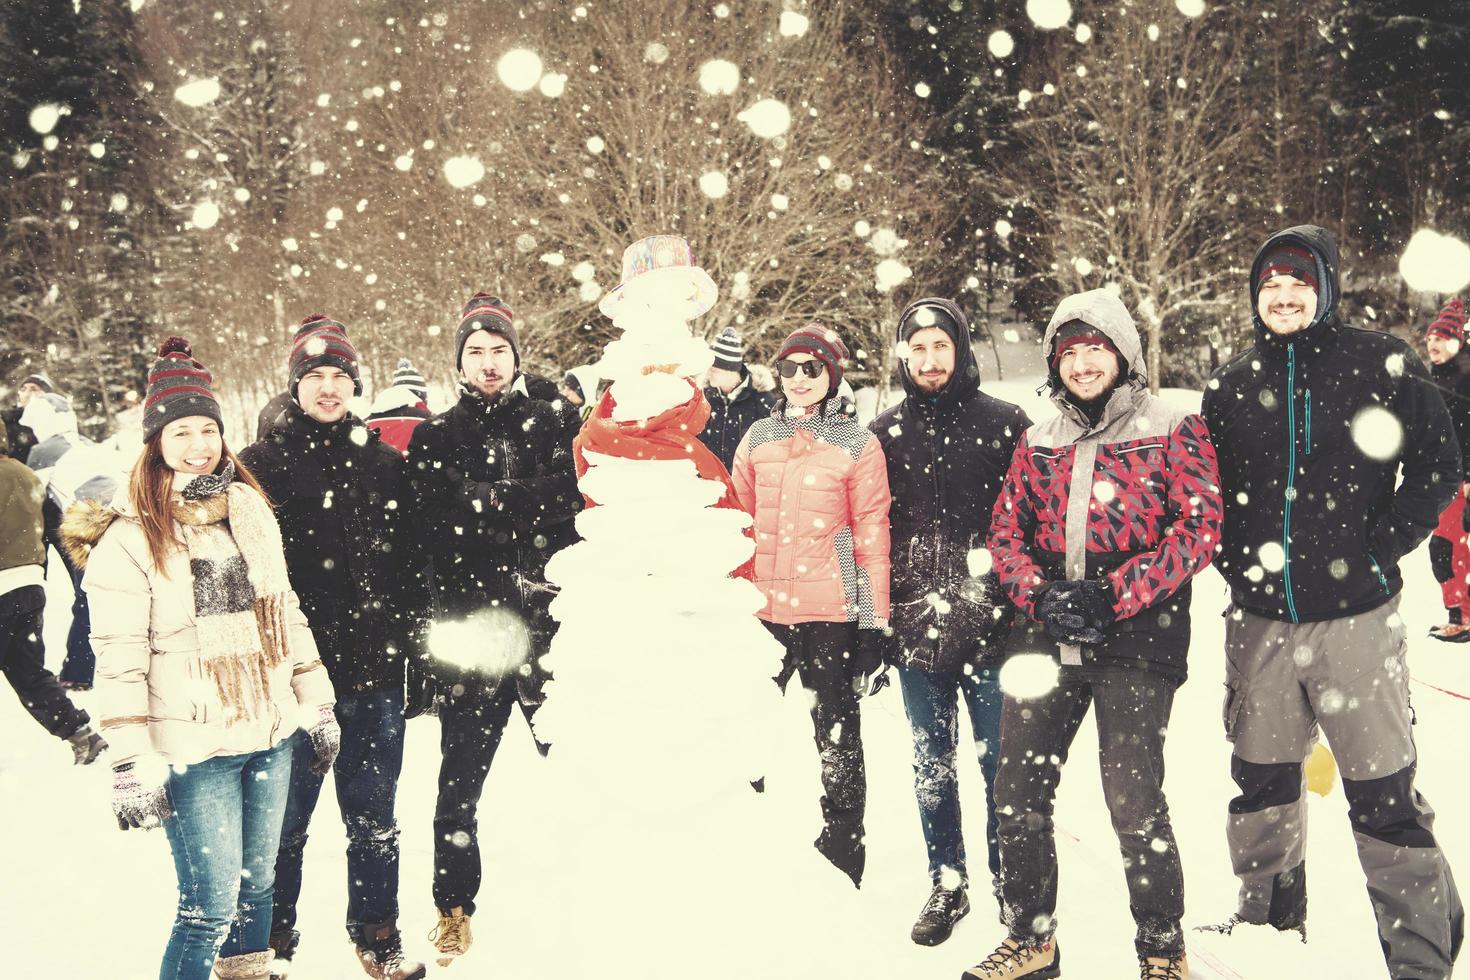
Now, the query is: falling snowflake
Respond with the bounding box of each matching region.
[875,258,913,292]
[586,135,606,154]
[394,153,413,171]
[698,170,730,198]
[644,42,670,64]
[737,99,791,139]
[1026,0,1072,30]
[1400,229,1470,294]
[497,49,544,92]
[571,261,596,283]
[28,104,64,135]
[987,31,1015,58]
[191,200,220,230]
[698,59,741,96]
[778,11,810,37]
[174,78,221,107]
[999,653,1060,699]
[443,156,486,188]
[1351,406,1404,462]
[539,73,568,98]
[1175,0,1206,16]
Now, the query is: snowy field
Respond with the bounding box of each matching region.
[4,375,1469,979]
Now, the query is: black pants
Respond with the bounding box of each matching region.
[764,620,865,844]
[996,663,1184,958]
[0,585,88,740]
[432,679,537,915]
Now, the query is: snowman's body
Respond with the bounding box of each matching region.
[531,266,853,973]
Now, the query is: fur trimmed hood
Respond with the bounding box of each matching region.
[59,497,123,571]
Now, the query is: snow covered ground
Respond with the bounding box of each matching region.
[4,372,1468,978]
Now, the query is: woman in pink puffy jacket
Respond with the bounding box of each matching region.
[731,323,892,888]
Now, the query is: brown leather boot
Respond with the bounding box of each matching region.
[427,906,472,967]
[1140,951,1189,979]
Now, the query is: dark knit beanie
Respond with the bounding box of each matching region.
[288,314,361,399]
[710,327,745,372]
[20,373,54,393]
[1426,298,1467,344]
[1258,245,1318,293]
[143,337,223,442]
[777,323,850,389]
[392,357,429,401]
[1050,320,1124,370]
[899,301,963,344]
[456,293,519,370]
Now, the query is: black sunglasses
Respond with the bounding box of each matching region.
[777,359,826,380]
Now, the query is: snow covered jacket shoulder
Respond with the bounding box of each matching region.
[698,370,777,472]
[366,385,433,457]
[989,290,1223,680]
[239,405,429,693]
[63,484,334,768]
[1203,225,1460,623]
[732,399,891,627]
[405,379,582,700]
[871,297,1030,673]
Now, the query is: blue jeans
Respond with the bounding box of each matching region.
[160,740,293,980]
[896,663,1003,889]
[272,689,406,945]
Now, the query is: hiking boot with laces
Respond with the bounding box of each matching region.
[1140,951,1189,979]
[961,936,1060,979]
[356,922,426,980]
[911,884,971,946]
[428,906,472,967]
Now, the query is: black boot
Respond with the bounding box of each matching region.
[267,928,298,979]
[911,884,971,946]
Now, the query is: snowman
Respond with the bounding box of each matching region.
[531,237,854,974]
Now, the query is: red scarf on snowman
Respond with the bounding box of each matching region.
[574,377,754,580]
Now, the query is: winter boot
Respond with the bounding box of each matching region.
[356,922,427,980]
[428,906,472,967]
[814,825,865,889]
[960,936,1061,979]
[1140,952,1189,979]
[213,950,275,980]
[1430,622,1470,642]
[911,883,971,946]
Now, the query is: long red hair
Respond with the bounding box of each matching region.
[128,432,271,575]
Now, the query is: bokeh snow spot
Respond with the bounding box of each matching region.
[1351,405,1403,462]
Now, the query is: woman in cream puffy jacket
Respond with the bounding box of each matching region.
[731,323,891,888]
[65,338,337,980]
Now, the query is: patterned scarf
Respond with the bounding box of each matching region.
[172,463,293,724]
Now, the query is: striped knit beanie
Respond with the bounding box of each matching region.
[1426,298,1467,344]
[143,336,223,441]
[288,314,361,399]
[456,293,519,370]
[710,327,745,372]
[392,357,429,401]
[1258,245,1318,292]
[777,323,850,389]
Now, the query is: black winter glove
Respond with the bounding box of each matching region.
[1036,580,1115,647]
[852,628,891,696]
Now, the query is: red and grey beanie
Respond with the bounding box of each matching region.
[1257,245,1319,292]
[288,314,361,399]
[777,323,850,389]
[143,336,223,441]
[1426,298,1467,344]
[456,293,519,370]
[1050,320,1123,368]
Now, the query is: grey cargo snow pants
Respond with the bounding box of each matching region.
[1223,597,1463,979]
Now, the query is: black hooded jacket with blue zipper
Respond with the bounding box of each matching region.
[1202,224,1461,623]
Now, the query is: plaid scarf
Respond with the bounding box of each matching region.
[172,464,293,724]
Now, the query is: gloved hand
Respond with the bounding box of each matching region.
[67,723,107,766]
[852,628,891,696]
[307,704,341,776]
[1036,580,1115,646]
[112,761,171,830]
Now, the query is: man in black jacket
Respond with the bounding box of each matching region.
[1,372,49,465]
[1422,297,1470,640]
[869,298,1028,946]
[698,326,775,471]
[1202,225,1463,979]
[406,293,582,967]
[240,314,429,980]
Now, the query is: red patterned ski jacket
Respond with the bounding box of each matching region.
[987,290,1223,679]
